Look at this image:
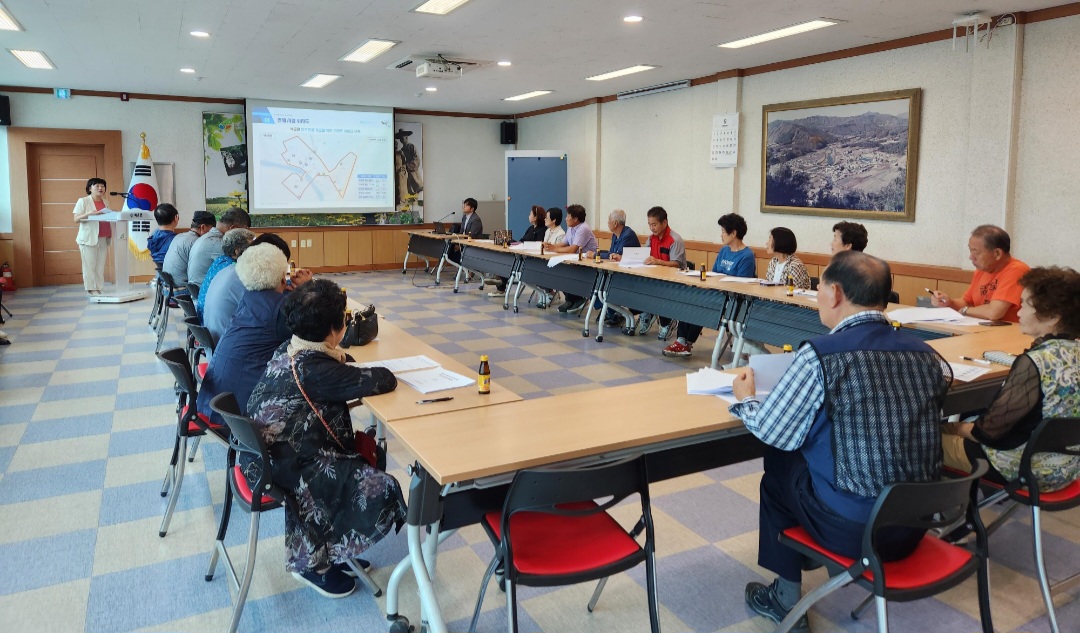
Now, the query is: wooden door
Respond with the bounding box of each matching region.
[28,143,112,286]
[298,232,325,268]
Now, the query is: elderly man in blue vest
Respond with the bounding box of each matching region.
[729,251,952,633]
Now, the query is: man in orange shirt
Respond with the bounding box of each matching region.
[930,225,1030,322]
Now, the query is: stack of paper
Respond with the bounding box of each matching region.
[886,307,982,326]
[617,247,650,268]
[948,362,992,383]
[349,355,473,393]
[351,355,438,373]
[510,242,543,252]
[718,276,762,284]
[678,270,722,277]
[686,368,736,395]
[547,254,578,267]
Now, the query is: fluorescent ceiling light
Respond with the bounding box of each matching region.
[497,61,512,67]
[180,67,196,73]
[0,3,23,31]
[10,49,54,69]
[426,86,437,92]
[301,73,341,88]
[623,16,643,23]
[503,90,552,102]
[413,0,471,15]
[341,39,399,63]
[718,19,841,49]
[189,30,210,38]
[586,65,656,81]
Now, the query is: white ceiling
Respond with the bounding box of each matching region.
[0,0,1066,115]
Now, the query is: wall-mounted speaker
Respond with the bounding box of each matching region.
[500,120,516,145]
[0,95,10,126]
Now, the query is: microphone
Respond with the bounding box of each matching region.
[434,211,456,222]
[109,191,131,198]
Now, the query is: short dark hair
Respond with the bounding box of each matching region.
[251,232,291,260]
[646,206,668,223]
[832,221,868,252]
[821,250,893,309]
[530,205,546,227]
[85,177,106,194]
[463,198,478,211]
[717,213,748,240]
[546,207,563,226]
[284,278,346,342]
[769,227,798,256]
[971,224,1011,253]
[153,203,179,226]
[566,204,586,223]
[220,208,251,229]
[1020,266,1080,337]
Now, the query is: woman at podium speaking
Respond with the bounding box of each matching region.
[72,177,113,296]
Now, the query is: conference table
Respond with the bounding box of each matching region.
[402,230,469,285]
[376,317,1030,633]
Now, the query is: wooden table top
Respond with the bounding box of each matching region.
[348,320,521,423]
[403,230,461,240]
[927,326,1031,380]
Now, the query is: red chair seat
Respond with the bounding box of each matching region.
[180,405,225,434]
[197,362,208,379]
[231,465,277,506]
[783,526,972,590]
[483,501,642,576]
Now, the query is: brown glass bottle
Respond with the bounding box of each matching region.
[478,355,491,394]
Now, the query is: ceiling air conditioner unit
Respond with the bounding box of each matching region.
[616,80,690,100]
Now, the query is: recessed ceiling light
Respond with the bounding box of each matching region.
[623,15,643,23]
[189,30,210,38]
[718,18,842,49]
[497,61,512,67]
[9,49,54,69]
[301,73,341,88]
[503,90,552,102]
[180,67,196,73]
[426,86,437,92]
[413,0,472,15]
[341,39,399,63]
[0,3,23,31]
[586,65,656,81]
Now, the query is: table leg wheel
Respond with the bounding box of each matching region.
[623,327,635,336]
[387,616,413,633]
[513,306,519,313]
[581,329,589,337]
[503,304,509,310]
[596,335,604,342]
[401,269,407,274]
[453,288,458,293]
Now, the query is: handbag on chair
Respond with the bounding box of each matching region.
[340,304,378,348]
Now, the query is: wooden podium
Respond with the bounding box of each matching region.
[86,210,151,304]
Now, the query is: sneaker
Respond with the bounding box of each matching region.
[334,559,371,578]
[662,341,693,357]
[558,298,586,313]
[487,290,505,298]
[658,319,679,341]
[292,567,357,598]
[636,313,657,336]
[745,580,810,633]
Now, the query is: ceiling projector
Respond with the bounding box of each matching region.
[416,61,462,79]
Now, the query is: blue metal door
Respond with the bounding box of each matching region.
[506,154,568,239]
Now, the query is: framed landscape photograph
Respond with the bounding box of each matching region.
[761,88,921,222]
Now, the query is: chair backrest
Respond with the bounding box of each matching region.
[810,276,819,291]
[888,290,900,304]
[157,346,197,398]
[187,282,201,300]
[1018,418,1080,501]
[183,315,217,353]
[159,270,177,291]
[502,454,649,522]
[175,295,198,318]
[209,392,277,510]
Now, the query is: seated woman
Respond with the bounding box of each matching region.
[943,266,1080,491]
[520,205,547,242]
[243,278,405,598]
[197,243,292,423]
[536,207,567,308]
[764,227,810,289]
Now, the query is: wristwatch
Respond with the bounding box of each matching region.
[960,306,969,316]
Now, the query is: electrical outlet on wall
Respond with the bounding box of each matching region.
[490,193,497,201]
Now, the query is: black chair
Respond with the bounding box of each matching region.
[175,294,198,320]
[888,290,900,304]
[207,393,381,633]
[975,418,1080,633]
[183,315,216,386]
[776,461,993,633]
[156,347,229,537]
[148,262,165,328]
[187,281,201,300]
[468,454,659,633]
[153,270,179,353]
[809,276,819,291]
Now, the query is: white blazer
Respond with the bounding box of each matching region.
[73,195,111,246]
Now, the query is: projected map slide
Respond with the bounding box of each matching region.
[250,106,394,211]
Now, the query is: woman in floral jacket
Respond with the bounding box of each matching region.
[245,279,407,598]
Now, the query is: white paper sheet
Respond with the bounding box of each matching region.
[547,254,578,267]
[350,355,439,373]
[793,289,817,297]
[617,247,650,267]
[948,362,992,383]
[396,367,475,394]
[887,307,973,324]
[686,367,736,395]
[748,352,797,393]
[678,269,722,277]
[510,242,543,252]
[718,276,763,284]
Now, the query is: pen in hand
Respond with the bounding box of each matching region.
[417,396,454,404]
[959,356,991,366]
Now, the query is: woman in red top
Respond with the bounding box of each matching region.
[72,177,113,296]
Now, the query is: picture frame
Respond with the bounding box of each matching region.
[761,88,921,222]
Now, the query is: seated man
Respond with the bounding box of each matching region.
[187,208,252,295]
[930,224,1030,322]
[830,221,868,254]
[448,198,483,265]
[147,203,179,266]
[544,204,598,313]
[663,213,755,357]
[729,251,952,632]
[633,206,685,338]
[588,209,640,324]
[162,210,216,296]
[196,228,255,319]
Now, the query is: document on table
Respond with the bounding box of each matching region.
[887,307,983,326]
[686,367,736,395]
[678,269,722,277]
[749,352,796,393]
[396,367,475,394]
[793,289,817,297]
[948,362,992,383]
[350,355,439,373]
[510,242,543,252]
[718,276,763,284]
[617,247,650,268]
[547,254,578,267]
